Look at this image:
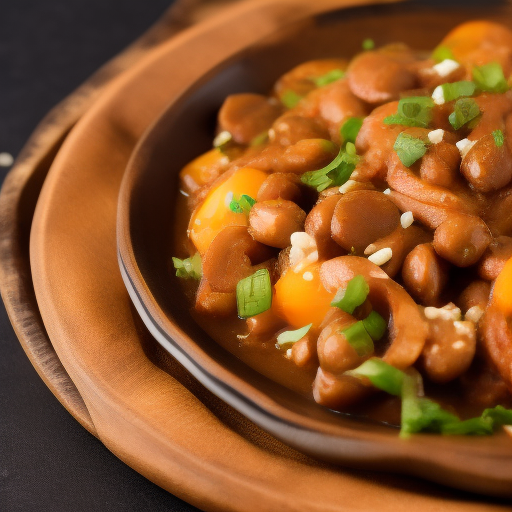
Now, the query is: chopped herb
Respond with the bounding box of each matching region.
[440,417,494,436]
[213,130,233,153]
[448,97,480,130]
[229,194,256,214]
[312,68,345,87]
[384,96,434,128]
[331,275,369,314]
[236,268,272,318]
[347,358,404,396]
[276,323,313,347]
[340,117,364,144]
[440,80,476,102]
[342,321,374,357]
[493,129,505,147]
[281,90,303,109]
[393,132,428,167]
[472,62,509,94]
[172,253,202,280]
[301,141,358,192]
[362,38,375,50]
[251,131,269,147]
[362,310,387,341]
[482,405,512,426]
[432,45,456,63]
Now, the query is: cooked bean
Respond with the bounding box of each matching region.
[402,243,449,306]
[320,257,428,369]
[458,280,490,315]
[195,278,236,316]
[270,115,329,146]
[419,141,461,188]
[257,173,302,203]
[421,316,476,383]
[331,190,400,254]
[317,317,366,374]
[305,194,345,260]
[291,332,318,367]
[274,138,338,174]
[249,199,306,248]
[313,367,372,409]
[483,185,512,237]
[461,133,512,192]
[416,58,465,89]
[218,93,282,145]
[433,214,492,267]
[347,50,417,104]
[247,309,286,336]
[202,226,275,292]
[478,236,512,280]
[469,93,512,141]
[273,59,348,100]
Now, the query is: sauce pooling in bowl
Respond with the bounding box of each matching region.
[173,21,512,437]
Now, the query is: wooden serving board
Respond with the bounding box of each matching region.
[2,0,511,510]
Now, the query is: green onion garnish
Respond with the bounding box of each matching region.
[362,38,375,50]
[440,80,476,102]
[281,90,303,109]
[172,253,202,280]
[251,131,269,147]
[301,142,358,192]
[362,310,387,341]
[472,62,509,94]
[229,194,256,214]
[448,97,480,130]
[393,132,428,167]
[493,129,505,147]
[440,416,494,436]
[236,268,272,319]
[346,358,404,396]
[431,44,456,63]
[276,323,313,347]
[340,117,364,144]
[342,321,374,357]
[384,96,434,128]
[312,69,345,87]
[330,275,369,314]
[213,130,233,153]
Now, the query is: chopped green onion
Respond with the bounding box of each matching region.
[441,417,494,436]
[448,97,480,130]
[276,323,313,347]
[340,117,364,144]
[362,38,375,50]
[440,80,476,102]
[493,129,505,147]
[384,96,434,128]
[172,253,202,280]
[346,358,404,396]
[362,311,387,341]
[481,405,512,426]
[342,321,374,357]
[281,90,303,109]
[236,268,272,319]
[431,44,456,63]
[393,132,428,167]
[251,131,269,147]
[330,275,369,314]
[312,68,345,87]
[472,62,509,94]
[229,194,256,214]
[213,130,233,153]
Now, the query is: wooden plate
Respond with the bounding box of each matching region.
[118,0,512,497]
[28,0,512,509]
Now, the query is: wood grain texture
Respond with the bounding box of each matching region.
[27,0,512,510]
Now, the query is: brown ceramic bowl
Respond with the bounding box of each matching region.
[117,0,512,497]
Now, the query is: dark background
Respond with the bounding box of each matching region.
[0,1,200,510]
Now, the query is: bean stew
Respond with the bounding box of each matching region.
[172,21,512,437]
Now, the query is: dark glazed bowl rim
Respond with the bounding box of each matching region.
[117,0,512,497]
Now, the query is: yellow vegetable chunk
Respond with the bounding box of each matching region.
[189,167,268,255]
[273,262,334,328]
[493,257,512,317]
[179,148,229,194]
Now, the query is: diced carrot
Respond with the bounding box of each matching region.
[272,262,334,328]
[492,257,512,317]
[189,167,267,255]
[179,148,229,194]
